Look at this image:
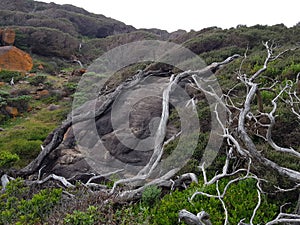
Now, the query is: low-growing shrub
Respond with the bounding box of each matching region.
[150,178,278,225]
[0,70,22,83]
[7,95,31,112]
[0,151,19,169]
[142,185,162,207]
[0,178,62,225]
[63,82,77,95]
[27,74,47,86]
[41,92,62,104]
[0,90,9,98]
[64,206,98,225]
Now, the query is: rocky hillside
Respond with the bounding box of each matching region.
[0,0,135,38]
[0,0,136,58]
[2,0,300,66]
[0,0,181,62]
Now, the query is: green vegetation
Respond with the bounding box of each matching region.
[0,70,71,168]
[64,206,99,225]
[0,70,22,83]
[150,178,278,225]
[0,178,62,225]
[0,103,70,167]
[141,185,162,207]
[1,3,300,223]
[53,177,280,225]
[0,151,19,169]
[27,74,47,86]
[0,91,32,123]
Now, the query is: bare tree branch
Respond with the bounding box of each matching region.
[179,209,212,225]
[265,213,300,225]
[1,174,14,192]
[250,189,261,225]
[236,42,300,182]
[25,174,75,188]
[187,160,265,225]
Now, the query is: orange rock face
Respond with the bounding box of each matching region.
[37,89,50,97]
[0,46,33,72]
[1,28,15,45]
[5,106,19,118]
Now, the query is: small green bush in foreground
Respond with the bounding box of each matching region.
[0,178,62,225]
[64,206,98,225]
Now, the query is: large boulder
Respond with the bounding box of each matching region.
[37,76,178,178]
[0,46,33,71]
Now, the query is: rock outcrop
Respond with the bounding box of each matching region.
[37,75,175,178]
[0,46,33,71]
[17,52,243,181]
[5,106,19,118]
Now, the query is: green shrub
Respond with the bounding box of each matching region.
[142,185,162,207]
[0,108,67,166]
[72,92,90,108]
[0,96,8,108]
[0,90,9,98]
[0,70,22,83]
[192,132,209,160]
[17,189,62,224]
[63,82,78,95]
[64,206,98,225]
[30,61,59,74]
[114,205,148,225]
[150,178,278,225]
[7,95,31,112]
[265,64,280,77]
[183,32,228,55]
[41,92,62,104]
[27,74,47,86]
[0,151,19,169]
[0,178,62,225]
[0,93,31,122]
[283,63,300,75]
[260,90,276,104]
[200,46,244,64]
[0,113,8,123]
[163,138,179,156]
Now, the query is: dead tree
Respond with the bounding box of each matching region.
[179,42,300,224]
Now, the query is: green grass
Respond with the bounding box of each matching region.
[0,100,70,168]
[0,60,74,169]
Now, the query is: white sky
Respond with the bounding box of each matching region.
[38,0,300,32]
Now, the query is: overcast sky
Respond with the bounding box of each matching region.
[38,0,299,32]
